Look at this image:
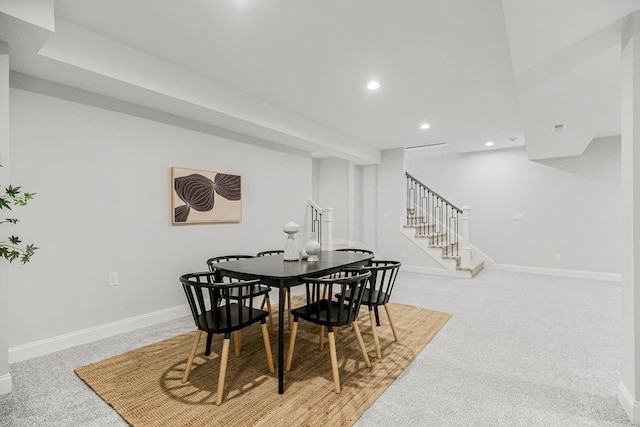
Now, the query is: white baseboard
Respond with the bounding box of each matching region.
[9,304,191,364]
[618,381,640,423]
[0,373,12,395]
[491,263,621,282]
[401,264,453,277]
[402,262,621,282]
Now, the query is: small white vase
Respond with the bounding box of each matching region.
[283,221,300,261]
[304,236,321,263]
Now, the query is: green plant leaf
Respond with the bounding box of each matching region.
[8,250,19,262]
[5,185,21,197]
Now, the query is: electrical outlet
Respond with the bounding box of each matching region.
[512,212,523,220]
[108,272,119,286]
[554,254,561,262]
[402,251,407,258]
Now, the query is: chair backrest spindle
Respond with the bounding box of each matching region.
[256,250,284,257]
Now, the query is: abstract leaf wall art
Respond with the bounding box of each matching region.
[171,167,242,224]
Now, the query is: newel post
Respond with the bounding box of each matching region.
[322,207,334,250]
[460,206,472,268]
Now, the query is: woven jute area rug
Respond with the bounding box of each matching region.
[75,303,451,427]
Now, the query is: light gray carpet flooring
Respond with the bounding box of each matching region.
[0,269,633,426]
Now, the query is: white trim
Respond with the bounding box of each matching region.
[492,263,621,282]
[0,373,12,395]
[618,381,640,423]
[401,264,453,277]
[9,304,190,364]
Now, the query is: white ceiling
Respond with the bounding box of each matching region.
[1,0,640,163]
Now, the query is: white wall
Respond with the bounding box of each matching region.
[311,158,320,203]
[405,138,621,273]
[359,165,377,251]
[8,88,312,347]
[317,157,350,240]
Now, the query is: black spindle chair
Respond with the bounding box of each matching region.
[207,255,274,343]
[256,249,294,329]
[341,260,402,358]
[334,248,374,256]
[180,272,274,405]
[285,270,372,394]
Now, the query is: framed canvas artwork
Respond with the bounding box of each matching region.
[171,167,242,224]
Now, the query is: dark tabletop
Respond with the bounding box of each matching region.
[213,250,373,280]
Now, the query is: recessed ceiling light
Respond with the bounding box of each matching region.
[367,81,380,90]
[420,123,430,130]
[485,141,494,147]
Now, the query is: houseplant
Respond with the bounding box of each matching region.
[0,184,37,263]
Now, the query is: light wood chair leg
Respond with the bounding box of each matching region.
[234,331,242,357]
[321,284,327,300]
[261,323,275,373]
[384,303,399,342]
[352,321,371,368]
[319,326,325,351]
[285,320,299,371]
[328,331,341,394]
[369,310,382,359]
[182,329,202,383]
[216,338,231,406]
[265,296,274,335]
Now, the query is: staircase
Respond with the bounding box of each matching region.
[402,172,484,278]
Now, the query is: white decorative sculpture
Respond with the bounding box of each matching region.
[304,232,321,263]
[283,221,300,261]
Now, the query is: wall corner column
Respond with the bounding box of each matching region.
[0,40,12,396]
[619,11,640,423]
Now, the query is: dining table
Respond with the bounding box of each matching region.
[212,250,374,394]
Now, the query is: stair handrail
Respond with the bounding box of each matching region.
[405,172,463,259]
[405,172,461,211]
